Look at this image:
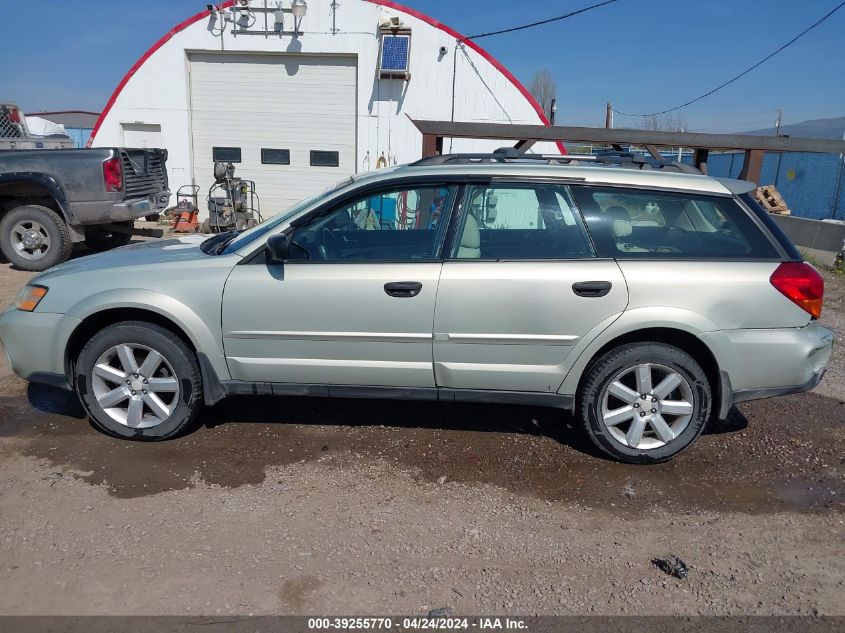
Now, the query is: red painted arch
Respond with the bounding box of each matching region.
[89,0,565,154]
[88,1,237,146]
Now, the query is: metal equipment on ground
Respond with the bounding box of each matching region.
[200,162,262,233]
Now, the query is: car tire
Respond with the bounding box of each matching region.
[74,321,203,440]
[84,223,133,252]
[0,204,73,271]
[577,342,711,464]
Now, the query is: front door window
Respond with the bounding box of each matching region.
[289,185,458,261]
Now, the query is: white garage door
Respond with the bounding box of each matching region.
[189,52,357,219]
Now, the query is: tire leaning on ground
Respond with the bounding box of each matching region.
[75,321,203,440]
[83,222,133,252]
[577,342,711,464]
[0,204,73,271]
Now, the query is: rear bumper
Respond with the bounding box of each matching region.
[69,190,171,225]
[732,368,825,404]
[703,322,834,418]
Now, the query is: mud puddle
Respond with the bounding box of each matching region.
[0,384,842,513]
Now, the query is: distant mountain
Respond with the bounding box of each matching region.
[740,116,845,139]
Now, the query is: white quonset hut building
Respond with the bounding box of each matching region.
[90,0,560,216]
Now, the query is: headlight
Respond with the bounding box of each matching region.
[14,285,48,312]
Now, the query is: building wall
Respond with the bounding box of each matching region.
[91,0,557,207]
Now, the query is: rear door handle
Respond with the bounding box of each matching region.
[573,281,612,298]
[384,281,423,298]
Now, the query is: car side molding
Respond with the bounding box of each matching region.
[215,380,575,411]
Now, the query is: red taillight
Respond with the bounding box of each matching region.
[770,262,824,319]
[103,156,122,192]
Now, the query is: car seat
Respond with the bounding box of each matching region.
[606,205,647,253]
[457,213,481,258]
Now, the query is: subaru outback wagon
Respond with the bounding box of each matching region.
[0,151,832,463]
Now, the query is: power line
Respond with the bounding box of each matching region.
[462,0,619,40]
[613,0,845,117]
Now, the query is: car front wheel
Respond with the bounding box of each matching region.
[75,321,203,440]
[577,342,711,464]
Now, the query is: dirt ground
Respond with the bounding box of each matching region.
[0,245,843,616]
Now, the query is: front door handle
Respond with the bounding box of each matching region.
[384,281,423,298]
[573,281,612,298]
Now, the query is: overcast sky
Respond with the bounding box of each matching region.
[4,0,844,132]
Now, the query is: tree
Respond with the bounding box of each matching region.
[529,69,557,119]
[639,113,686,132]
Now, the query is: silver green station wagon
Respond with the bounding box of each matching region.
[0,151,833,463]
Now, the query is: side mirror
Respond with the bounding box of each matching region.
[265,235,289,263]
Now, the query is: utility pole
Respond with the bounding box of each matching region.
[775,108,783,137]
[605,102,613,129]
[550,98,557,125]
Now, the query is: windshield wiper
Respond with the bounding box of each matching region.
[200,230,236,255]
[213,230,244,255]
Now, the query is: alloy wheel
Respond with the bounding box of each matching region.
[599,363,694,450]
[90,343,181,429]
[11,220,51,260]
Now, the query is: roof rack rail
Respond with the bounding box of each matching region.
[410,147,702,174]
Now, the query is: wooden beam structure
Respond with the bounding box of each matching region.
[411,119,845,184]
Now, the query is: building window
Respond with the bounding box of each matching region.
[310,150,340,167]
[213,147,241,163]
[261,148,290,165]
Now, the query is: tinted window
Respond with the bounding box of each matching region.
[310,151,340,167]
[450,184,594,260]
[261,148,290,165]
[212,147,241,163]
[289,185,456,262]
[740,193,801,260]
[571,186,780,259]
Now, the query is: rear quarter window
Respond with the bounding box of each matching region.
[571,186,781,259]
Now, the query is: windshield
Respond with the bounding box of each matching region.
[219,178,354,255]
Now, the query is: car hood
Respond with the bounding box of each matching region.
[32,235,217,283]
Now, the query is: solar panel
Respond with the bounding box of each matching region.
[380,34,410,73]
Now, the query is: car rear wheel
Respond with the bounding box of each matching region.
[0,205,73,271]
[75,321,203,440]
[577,342,711,464]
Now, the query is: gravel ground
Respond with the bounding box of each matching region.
[0,245,843,615]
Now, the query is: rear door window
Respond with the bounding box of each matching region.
[450,183,594,260]
[571,186,780,259]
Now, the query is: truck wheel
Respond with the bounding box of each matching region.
[0,205,73,271]
[75,321,203,440]
[577,342,711,464]
[84,223,133,252]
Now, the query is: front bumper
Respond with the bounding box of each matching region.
[0,307,79,390]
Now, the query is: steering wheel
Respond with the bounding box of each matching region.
[318,228,344,260]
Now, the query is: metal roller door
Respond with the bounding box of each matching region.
[189,52,357,218]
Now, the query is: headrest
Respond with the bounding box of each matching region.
[461,213,481,249]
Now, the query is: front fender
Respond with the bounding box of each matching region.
[557,306,718,396]
[66,288,230,381]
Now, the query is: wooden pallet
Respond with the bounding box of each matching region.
[755,185,790,215]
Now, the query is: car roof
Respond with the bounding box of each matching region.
[353,162,754,196]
